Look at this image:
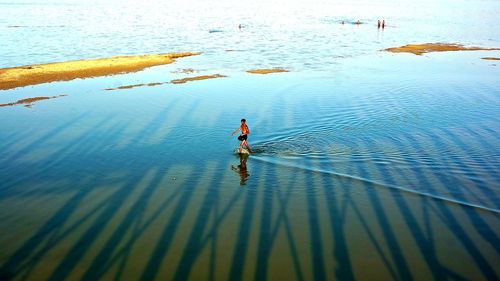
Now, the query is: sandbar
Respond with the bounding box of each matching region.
[105,73,225,90]
[482,57,500,60]
[0,94,66,107]
[0,52,200,90]
[385,43,500,55]
[246,68,289,74]
[170,74,226,84]
[105,82,167,91]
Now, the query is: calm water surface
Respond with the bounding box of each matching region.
[1,0,499,280]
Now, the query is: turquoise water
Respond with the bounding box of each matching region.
[1,0,500,280]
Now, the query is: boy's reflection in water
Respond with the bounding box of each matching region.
[231,154,250,185]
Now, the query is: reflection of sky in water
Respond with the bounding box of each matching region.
[1,0,500,68]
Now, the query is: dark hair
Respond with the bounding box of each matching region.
[241,118,246,122]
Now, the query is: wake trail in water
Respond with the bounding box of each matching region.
[250,154,500,215]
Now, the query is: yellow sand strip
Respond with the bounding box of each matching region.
[0,52,200,90]
[0,94,67,107]
[170,74,226,84]
[246,68,289,74]
[105,74,225,90]
[482,57,500,60]
[105,82,168,91]
[385,43,500,55]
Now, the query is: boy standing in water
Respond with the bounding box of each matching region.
[231,118,252,153]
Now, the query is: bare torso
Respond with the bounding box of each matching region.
[241,124,249,135]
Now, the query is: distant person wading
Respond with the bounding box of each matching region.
[378,19,386,29]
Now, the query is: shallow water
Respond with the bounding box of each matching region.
[1,0,500,280]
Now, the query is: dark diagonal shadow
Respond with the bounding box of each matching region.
[319,174,365,281]
[139,164,212,280]
[361,135,450,280]
[347,141,415,281]
[440,126,500,210]
[236,160,306,281]
[2,115,121,196]
[79,167,173,281]
[0,114,88,195]
[171,161,225,281]
[227,170,259,281]
[252,162,278,281]
[409,129,499,280]
[1,113,87,166]
[303,170,328,281]
[0,116,127,280]
[2,96,194,281]
[0,173,114,281]
[46,167,153,281]
[267,164,306,281]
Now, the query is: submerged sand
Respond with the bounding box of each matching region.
[482,57,500,60]
[0,52,200,90]
[105,82,168,91]
[170,74,226,84]
[246,68,289,74]
[105,74,226,90]
[385,43,500,55]
[0,94,66,107]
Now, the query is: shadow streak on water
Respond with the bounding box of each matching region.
[148,161,223,281]
[1,125,499,281]
[226,162,259,281]
[251,154,500,215]
[394,130,499,280]
[0,98,200,280]
[0,118,129,281]
[303,100,499,280]
[0,113,88,196]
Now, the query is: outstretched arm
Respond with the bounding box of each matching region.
[231,127,241,136]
